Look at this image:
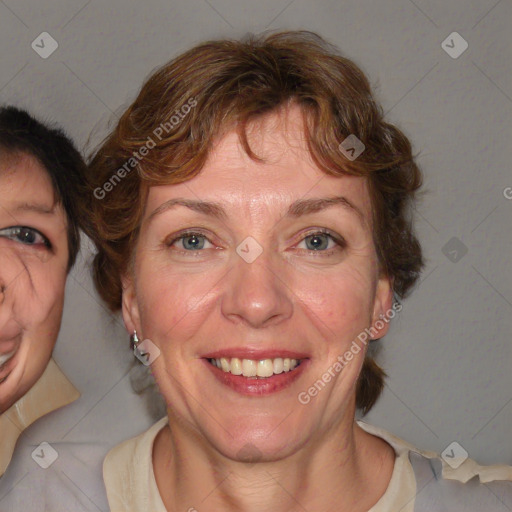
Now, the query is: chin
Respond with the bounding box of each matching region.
[199,412,309,464]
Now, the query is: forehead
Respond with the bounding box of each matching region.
[145,104,372,221]
[0,152,57,212]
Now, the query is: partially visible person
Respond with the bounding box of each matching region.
[0,106,84,474]
[0,106,154,512]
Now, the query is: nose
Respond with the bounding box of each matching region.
[221,246,293,329]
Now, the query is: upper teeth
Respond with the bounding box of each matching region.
[210,357,300,378]
[0,350,15,367]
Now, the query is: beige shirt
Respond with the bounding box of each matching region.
[103,417,512,512]
[0,358,80,476]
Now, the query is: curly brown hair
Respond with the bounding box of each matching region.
[84,30,424,414]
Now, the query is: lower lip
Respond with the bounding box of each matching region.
[0,349,19,384]
[203,358,309,396]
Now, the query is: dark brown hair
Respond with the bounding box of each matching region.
[84,30,424,413]
[0,106,87,271]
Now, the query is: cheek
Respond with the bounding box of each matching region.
[294,265,375,346]
[13,262,66,333]
[136,263,219,344]
[4,264,65,405]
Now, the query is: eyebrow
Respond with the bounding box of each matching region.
[11,202,56,215]
[148,195,366,225]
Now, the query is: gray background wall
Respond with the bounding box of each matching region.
[1,0,510,470]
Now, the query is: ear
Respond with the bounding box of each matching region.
[370,273,394,340]
[121,273,140,335]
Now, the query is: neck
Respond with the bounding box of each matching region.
[153,408,395,512]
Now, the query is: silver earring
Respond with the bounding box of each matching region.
[131,330,150,364]
[130,330,139,350]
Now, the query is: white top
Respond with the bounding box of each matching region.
[103,417,512,512]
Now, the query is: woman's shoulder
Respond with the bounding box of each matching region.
[408,450,512,510]
[357,420,512,511]
[103,416,168,512]
[0,358,80,477]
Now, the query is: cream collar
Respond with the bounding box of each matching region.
[0,358,80,476]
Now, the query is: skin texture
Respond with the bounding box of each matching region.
[0,153,69,413]
[122,103,396,511]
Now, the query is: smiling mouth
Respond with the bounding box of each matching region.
[208,357,303,378]
[0,349,18,384]
[0,351,16,367]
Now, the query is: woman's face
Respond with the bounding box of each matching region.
[0,152,69,413]
[123,104,392,461]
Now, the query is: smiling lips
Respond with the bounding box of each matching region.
[209,357,301,378]
[203,349,309,395]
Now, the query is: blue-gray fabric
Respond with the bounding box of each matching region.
[409,452,512,511]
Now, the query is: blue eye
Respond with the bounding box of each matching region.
[297,230,345,253]
[301,232,333,251]
[168,232,213,251]
[0,226,51,248]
